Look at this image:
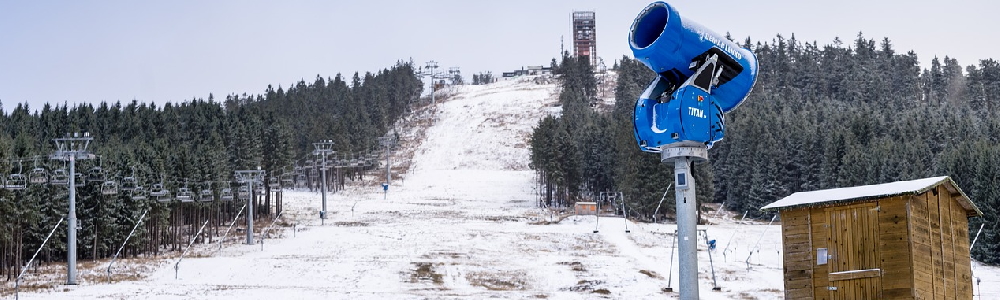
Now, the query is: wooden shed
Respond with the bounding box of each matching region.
[761,176,982,300]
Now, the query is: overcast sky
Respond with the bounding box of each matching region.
[1,0,996,112]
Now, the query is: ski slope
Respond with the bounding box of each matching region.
[16,76,1000,299]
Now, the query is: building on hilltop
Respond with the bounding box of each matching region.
[572,11,597,66]
[762,176,981,299]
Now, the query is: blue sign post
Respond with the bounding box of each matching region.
[382,183,389,200]
[628,2,758,299]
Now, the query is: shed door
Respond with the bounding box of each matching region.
[827,202,882,299]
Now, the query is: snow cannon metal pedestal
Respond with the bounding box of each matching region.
[629,2,758,299]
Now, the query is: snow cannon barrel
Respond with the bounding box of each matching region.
[629,1,758,112]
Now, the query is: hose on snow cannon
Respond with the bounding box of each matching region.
[630,1,758,152]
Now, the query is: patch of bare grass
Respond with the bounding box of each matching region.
[465,270,528,291]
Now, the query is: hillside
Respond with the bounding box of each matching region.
[16,76,1000,299]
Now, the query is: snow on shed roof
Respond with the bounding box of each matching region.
[762,176,982,216]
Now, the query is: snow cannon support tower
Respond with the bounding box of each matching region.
[628,2,758,299]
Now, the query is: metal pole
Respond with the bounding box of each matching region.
[175,219,211,279]
[246,179,254,245]
[218,204,247,250]
[17,217,64,300]
[321,155,327,225]
[970,223,985,251]
[722,211,749,262]
[746,215,778,270]
[673,158,698,300]
[108,209,148,282]
[665,233,676,292]
[386,143,390,186]
[652,184,673,223]
[67,155,77,285]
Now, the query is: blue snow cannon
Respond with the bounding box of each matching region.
[630,1,758,152]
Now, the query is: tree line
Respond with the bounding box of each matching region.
[0,62,422,279]
[530,34,1000,264]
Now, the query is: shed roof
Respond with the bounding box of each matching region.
[762,176,982,217]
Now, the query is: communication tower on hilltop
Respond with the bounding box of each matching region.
[572,11,597,66]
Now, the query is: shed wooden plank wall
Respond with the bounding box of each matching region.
[781,208,815,299]
[811,207,831,300]
[909,185,973,299]
[878,196,914,299]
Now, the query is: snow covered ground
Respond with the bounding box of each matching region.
[14,76,1000,299]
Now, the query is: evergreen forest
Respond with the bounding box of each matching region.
[529,34,1000,264]
[0,62,422,279]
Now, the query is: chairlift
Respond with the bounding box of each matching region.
[199,182,213,202]
[200,188,213,202]
[6,174,26,190]
[101,180,118,195]
[130,186,148,201]
[237,186,250,200]
[4,161,27,190]
[29,159,48,184]
[280,173,294,187]
[149,183,170,202]
[268,176,280,189]
[221,187,235,201]
[50,169,70,186]
[120,167,139,191]
[295,174,307,188]
[176,187,194,202]
[87,166,106,184]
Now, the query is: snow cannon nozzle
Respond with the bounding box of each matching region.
[629,1,758,112]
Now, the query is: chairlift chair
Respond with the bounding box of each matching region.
[6,174,27,190]
[295,174,307,188]
[268,176,280,189]
[280,173,294,187]
[150,183,171,203]
[121,167,139,191]
[221,187,235,201]
[29,167,48,184]
[121,176,138,191]
[101,180,118,195]
[5,161,27,190]
[50,169,70,186]
[87,166,106,184]
[199,182,213,202]
[237,186,250,200]
[130,186,148,201]
[200,188,214,202]
[177,187,194,202]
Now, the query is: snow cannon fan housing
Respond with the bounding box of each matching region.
[629,1,758,152]
[629,1,758,111]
